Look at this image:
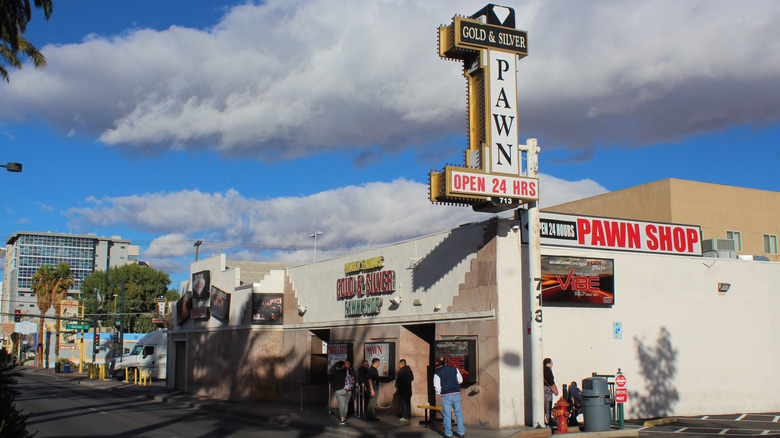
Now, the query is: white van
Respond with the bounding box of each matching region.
[110,329,167,380]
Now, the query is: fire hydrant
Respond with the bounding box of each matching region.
[553,397,570,433]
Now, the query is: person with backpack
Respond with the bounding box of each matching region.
[330,360,352,425]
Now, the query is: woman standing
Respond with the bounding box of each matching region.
[330,361,351,425]
[543,358,559,427]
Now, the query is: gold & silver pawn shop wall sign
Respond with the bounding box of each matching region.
[429,4,538,212]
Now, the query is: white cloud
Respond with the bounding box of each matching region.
[2,0,777,160]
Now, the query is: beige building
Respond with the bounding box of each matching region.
[544,178,780,262]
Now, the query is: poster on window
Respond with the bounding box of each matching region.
[252,293,283,324]
[326,343,353,374]
[541,256,614,306]
[176,291,193,325]
[434,340,477,385]
[209,286,230,323]
[192,270,211,300]
[364,342,395,378]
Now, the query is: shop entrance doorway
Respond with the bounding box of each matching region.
[174,340,186,391]
[402,323,435,406]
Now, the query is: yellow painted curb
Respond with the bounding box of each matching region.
[643,417,677,427]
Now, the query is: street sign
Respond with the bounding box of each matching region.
[66,323,90,330]
[615,372,627,403]
[16,321,36,335]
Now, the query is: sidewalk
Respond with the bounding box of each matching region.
[24,366,639,438]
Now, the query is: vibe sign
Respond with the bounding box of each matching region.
[429,4,538,211]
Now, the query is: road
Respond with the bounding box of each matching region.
[15,371,341,438]
[638,414,780,438]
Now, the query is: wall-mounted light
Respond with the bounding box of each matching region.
[717,283,731,293]
[413,299,422,306]
[297,305,308,316]
[389,296,402,306]
[434,304,442,311]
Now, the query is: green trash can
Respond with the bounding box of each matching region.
[582,377,611,432]
[54,362,61,373]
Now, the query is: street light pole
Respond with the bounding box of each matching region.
[1,162,22,172]
[309,231,323,262]
[119,281,125,355]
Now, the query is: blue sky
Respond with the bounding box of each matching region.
[2,0,778,286]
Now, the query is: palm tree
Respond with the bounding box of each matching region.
[31,264,53,368]
[0,0,53,82]
[50,263,74,363]
[31,263,74,367]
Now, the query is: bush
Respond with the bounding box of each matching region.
[0,350,35,438]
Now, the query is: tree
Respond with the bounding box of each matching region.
[1,0,53,82]
[80,264,179,335]
[31,264,53,368]
[50,263,74,363]
[31,262,73,366]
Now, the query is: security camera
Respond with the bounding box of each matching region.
[511,225,520,232]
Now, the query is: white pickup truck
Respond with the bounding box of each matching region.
[110,329,167,380]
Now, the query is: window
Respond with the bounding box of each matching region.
[764,234,778,255]
[726,231,742,251]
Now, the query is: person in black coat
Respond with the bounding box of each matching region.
[395,359,414,421]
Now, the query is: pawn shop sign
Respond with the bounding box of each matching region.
[429,4,538,209]
[615,373,627,403]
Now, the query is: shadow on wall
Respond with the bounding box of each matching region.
[629,327,679,419]
[412,220,494,293]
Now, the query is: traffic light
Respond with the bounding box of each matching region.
[14,310,21,322]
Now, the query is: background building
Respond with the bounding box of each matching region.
[544,178,780,261]
[2,232,138,323]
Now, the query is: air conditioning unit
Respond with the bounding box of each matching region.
[702,239,737,259]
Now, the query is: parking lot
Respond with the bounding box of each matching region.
[639,413,780,437]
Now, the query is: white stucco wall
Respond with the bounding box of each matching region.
[534,245,779,417]
[495,221,528,426]
[287,222,488,327]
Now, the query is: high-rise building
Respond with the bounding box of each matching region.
[2,232,139,323]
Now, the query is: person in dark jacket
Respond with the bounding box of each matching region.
[434,356,465,437]
[543,358,558,427]
[329,361,350,425]
[366,358,381,421]
[395,359,414,421]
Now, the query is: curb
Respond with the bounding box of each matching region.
[643,417,677,427]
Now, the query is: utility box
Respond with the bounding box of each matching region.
[582,377,611,431]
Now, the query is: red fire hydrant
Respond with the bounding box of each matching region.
[553,397,570,433]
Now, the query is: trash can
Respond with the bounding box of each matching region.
[582,377,611,432]
[63,363,71,373]
[54,362,61,373]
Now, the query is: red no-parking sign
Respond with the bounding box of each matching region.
[615,373,627,403]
